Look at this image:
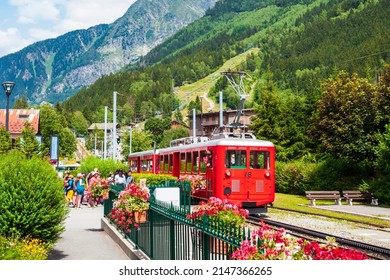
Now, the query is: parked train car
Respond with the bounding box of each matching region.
[128,135,275,214]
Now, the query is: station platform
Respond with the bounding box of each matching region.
[312,204,390,221]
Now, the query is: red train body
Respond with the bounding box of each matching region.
[128,136,275,214]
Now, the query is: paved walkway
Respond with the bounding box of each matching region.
[48,202,390,260]
[48,206,129,260]
[313,204,390,221]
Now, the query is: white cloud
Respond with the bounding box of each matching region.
[1,0,136,57]
[0,27,34,56]
[11,0,62,24]
[56,0,134,33]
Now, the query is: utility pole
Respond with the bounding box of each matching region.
[104,106,108,160]
[113,91,117,161]
[129,126,132,155]
[200,96,203,136]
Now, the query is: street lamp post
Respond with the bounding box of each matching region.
[2,81,15,132]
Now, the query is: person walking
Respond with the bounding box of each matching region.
[66,175,75,207]
[74,173,86,208]
[87,171,100,207]
[114,169,126,188]
[126,170,134,186]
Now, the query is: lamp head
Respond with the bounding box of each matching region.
[2,81,15,96]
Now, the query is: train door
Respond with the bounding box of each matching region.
[172,152,180,178]
[200,149,213,198]
[224,148,248,200]
[248,149,274,205]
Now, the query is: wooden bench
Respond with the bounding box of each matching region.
[342,190,378,206]
[305,191,341,206]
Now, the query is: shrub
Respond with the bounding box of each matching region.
[0,235,49,260]
[276,157,370,195]
[132,173,176,186]
[80,156,128,177]
[0,150,68,243]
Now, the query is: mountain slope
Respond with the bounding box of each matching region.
[0,0,218,107]
[62,0,390,125]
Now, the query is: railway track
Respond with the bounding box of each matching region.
[248,215,390,260]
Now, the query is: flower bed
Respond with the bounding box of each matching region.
[108,183,150,233]
[179,174,207,194]
[187,197,249,226]
[90,178,110,199]
[231,222,369,260]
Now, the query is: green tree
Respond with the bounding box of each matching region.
[13,93,29,109]
[121,129,154,159]
[144,117,172,146]
[311,71,382,162]
[39,104,76,158]
[60,128,77,158]
[70,111,89,137]
[160,127,190,148]
[18,122,41,159]
[0,128,11,154]
[173,108,184,123]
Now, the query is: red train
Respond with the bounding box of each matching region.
[128,134,275,214]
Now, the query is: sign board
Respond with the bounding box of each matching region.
[50,136,59,162]
[154,188,180,207]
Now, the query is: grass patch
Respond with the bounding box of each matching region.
[272,193,390,228]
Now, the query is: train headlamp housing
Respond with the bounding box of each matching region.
[265,171,271,178]
[225,170,231,177]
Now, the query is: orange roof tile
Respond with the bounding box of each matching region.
[0,109,40,137]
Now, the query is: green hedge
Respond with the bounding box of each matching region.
[0,150,68,243]
[276,157,370,195]
[79,156,128,177]
[133,173,177,186]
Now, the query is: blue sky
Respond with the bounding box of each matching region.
[0,0,136,58]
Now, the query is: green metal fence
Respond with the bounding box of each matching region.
[104,182,250,260]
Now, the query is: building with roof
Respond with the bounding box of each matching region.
[87,123,116,134]
[189,108,256,137]
[0,108,40,138]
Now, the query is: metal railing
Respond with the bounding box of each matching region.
[104,181,250,260]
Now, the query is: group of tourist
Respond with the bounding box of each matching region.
[62,168,134,208]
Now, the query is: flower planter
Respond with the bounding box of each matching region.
[133,210,147,223]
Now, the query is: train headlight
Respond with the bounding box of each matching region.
[265,171,271,178]
[225,170,231,177]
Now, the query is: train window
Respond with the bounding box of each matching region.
[164,155,169,172]
[200,150,208,173]
[159,156,164,173]
[193,151,199,173]
[129,160,137,172]
[141,159,147,171]
[250,151,270,169]
[186,152,192,173]
[180,153,186,172]
[169,154,173,172]
[147,159,152,171]
[225,150,246,168]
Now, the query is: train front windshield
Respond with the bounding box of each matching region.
[225,149,270,169]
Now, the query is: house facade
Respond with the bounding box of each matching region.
[189,108,256,137]
[0,108,40,138]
